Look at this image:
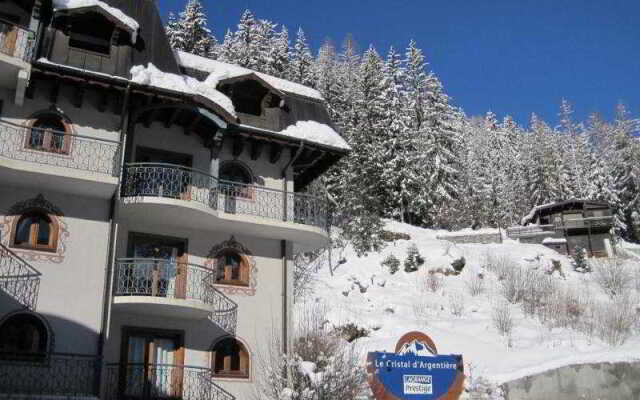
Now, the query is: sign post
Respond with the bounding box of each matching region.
[367,331,465,400]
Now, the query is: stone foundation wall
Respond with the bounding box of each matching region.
[502,361,640,400]
[436,233,502,244]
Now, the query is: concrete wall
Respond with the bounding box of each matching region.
[502,361,640,400]
[0,185,111,355]
[437,233,502,244]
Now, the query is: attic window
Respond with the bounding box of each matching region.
[221,80,270,116]
[68,12,114,55]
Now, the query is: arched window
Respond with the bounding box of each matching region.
[28,114,70,154]
[11,210,58,251]
[215,250,249,286]
[211,337,250,379]
[219,162,252,184]
[219,162,254,199]
[0,313,49,360]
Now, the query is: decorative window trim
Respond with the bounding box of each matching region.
[205,236,257,296]
[0,194,69,263]
[10,209,59,252]
[209,335,252,381]
[24,110,74,157]
[0,310,55,361]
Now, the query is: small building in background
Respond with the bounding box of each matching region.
[507,199,614,257]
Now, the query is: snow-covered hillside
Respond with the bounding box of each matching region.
[306,221,640,386]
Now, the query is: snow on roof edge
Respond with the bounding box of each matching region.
[52,0,139,44]
[130,63,236,119]
[175,50,324,101]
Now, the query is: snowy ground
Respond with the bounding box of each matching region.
[304,220,640,386]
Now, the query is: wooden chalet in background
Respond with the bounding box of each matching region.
[507,199,614,257]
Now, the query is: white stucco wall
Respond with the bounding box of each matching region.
[106,218,293,398]
[0,85,121,142]
[0,185,111,355]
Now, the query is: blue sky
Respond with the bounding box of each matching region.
[158,1,640,128]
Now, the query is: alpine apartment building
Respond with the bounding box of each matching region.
[0,1,349,399]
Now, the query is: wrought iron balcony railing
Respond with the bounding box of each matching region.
[0,19,35,63]
[0,244,41,310]
[115,258,237,334]
[0,120,122,176]
[121,163,330,230]
[507,216,614,239]
[121,163,218,207]
[0,352,100,399]
[104,363,235,400]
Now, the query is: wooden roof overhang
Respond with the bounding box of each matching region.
[30,61,349,188]
[527,199,612,224]
[226,123,348,189]
[51,4,136,38]
[30,61,234,146]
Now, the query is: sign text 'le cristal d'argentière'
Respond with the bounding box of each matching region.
[367,331,465,400]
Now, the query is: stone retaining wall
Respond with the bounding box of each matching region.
[502,361,640,400]
[436,233,502,244]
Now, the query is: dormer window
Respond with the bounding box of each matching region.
[220,80,270,116]
[68,12,114,55]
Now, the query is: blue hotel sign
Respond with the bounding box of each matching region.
[367,332,465,400]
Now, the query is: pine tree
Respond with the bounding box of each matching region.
[166,0,217,57]
[421,71,462,227]
[380,46,415,222]
[331,46,387,256]
[403,40,427,130]
[289,28,315,86]
[269,26,290,78]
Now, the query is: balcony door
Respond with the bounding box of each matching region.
[121,328,184,400]
[134,147,193,200]
[128,233,188,300]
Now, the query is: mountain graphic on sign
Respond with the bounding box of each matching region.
[397,339,437,356]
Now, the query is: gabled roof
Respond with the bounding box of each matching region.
[95,0,181,74]
[52,0,139,42]
[521,199,611,225]
[176,51,324,101]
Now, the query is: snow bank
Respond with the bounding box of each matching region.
[279,120,350,150]
[542,237,566,244]
[308,220,640,385]
[130,63,236,118]
[176,50,324,101]
[53,0,139,44]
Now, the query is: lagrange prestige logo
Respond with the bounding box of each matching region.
[367,331,465,400]
[403,375,432,395]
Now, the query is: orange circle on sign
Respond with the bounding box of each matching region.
[394,331,438,355]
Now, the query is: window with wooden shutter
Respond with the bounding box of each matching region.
[215,250,249,286]
[211,337,250,379]
[10,210,59,252]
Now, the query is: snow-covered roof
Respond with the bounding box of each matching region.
[175,50,324,101]
[521,202,556,225]
[52,0,140,44]
[278,120,350,151]
[542,237,567,245]
[130,63,236,119]
[521,199,610,225]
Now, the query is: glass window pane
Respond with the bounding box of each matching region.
[29,129,44,148]
[14,216,32,244]
[37,217,50,245]
[51,132,65,151]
